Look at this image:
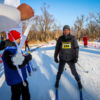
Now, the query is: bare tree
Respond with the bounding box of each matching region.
[40,3,55,42]
[53,23,62,39]
[21,3,62,43]
[24,16,39,41]
[90,12,100,40]
[74,15,88,39]
[37,15,45,41]
[22,20,30,34]
[71,27,78,37]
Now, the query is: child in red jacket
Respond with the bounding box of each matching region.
[25,39,30,51]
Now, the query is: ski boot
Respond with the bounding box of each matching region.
[55,80,59,89]
[77,81,82,91]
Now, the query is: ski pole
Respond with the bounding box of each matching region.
[77,63,89,73]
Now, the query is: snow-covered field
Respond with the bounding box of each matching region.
[0,41,100,100]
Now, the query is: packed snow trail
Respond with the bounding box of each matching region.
[0,41,100,100]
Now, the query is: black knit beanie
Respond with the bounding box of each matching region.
[63,25,70,31]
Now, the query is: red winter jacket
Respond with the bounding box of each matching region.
[83,36,88,46]
[25,40,29,45]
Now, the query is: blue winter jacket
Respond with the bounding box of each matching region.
[2,46,31,86]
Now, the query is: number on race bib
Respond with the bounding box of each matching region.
[62,42,71,49]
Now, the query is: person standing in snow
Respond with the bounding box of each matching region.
[83,34,88,47]
[25,39,30,52]
[2,30,32,100]
[54,25,82,90]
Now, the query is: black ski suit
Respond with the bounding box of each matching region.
[54,34,80,82]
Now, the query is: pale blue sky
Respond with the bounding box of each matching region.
[21,0,100,29]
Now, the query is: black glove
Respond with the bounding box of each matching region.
[54,57,59,63]
[72,58,78,63]
[26,54,32,62]
[18,54,32,68]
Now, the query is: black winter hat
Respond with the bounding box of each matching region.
[63,25,70,31]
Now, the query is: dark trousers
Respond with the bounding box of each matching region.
[25,45,30,51]
[56,59,80,82]
[11,80,30,100]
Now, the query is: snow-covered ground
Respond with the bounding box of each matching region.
[0,41,100,100]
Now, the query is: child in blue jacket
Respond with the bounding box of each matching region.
[2,30,32,100]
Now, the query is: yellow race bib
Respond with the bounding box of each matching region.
[62,42,71,49]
